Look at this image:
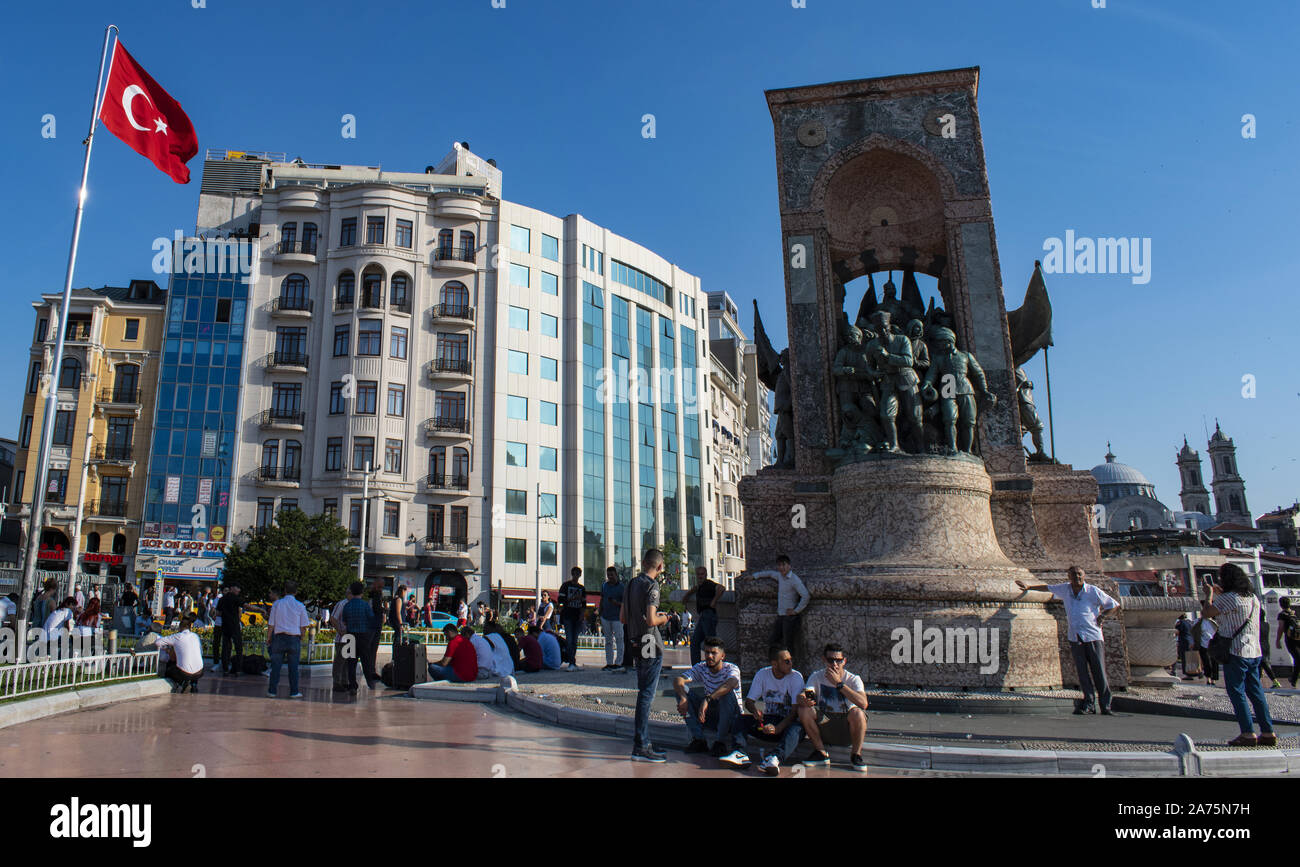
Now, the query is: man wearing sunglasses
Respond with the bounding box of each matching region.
[744,644,806,776]
[796,643,869,771]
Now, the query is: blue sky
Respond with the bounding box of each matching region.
[3,0,1297,519]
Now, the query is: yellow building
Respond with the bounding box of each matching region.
[8,280,165,586]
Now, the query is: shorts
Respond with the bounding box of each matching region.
[814,710,865,746]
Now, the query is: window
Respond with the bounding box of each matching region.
[333,324,350,357]
[59,356,82,390]
[509,263,529,288]
[356,381,378,414]
[508,395,527,420]
[52,410,74,446]
[325,437,342,471]
[45,469,67,503]
[385,439,403,473]
[509,306,529,331]
[541,400,557,426]
[272,383,302,414]
[541,356,558,381]
[539,492,557,518]
[27,361,40,394]
[387,384,405,417]
[437,228,453,256]
[124,319,139,340]
[323,498,338,520]
[337,272,355,305]
[540,446,557,471]
[540,271,558,295]
[459,231,475,260]
[281,222,296,248]
[390,274,409,310]
[540,540,557,566]
[340,218,357,246]
[582,244,604,274]
[395,219,413,248]
[280,274,309,309]
[509,225,530,253]
[353,437,375,470]
[506,489,527,515]
[390,326,408,359]
[438,333,468,362]
[506,442,527,467]
[365,216,385,245]
[452,447,469,483]
[541,233,559,261]
[383,501,399,537]
[19,415,32,448]
[257,498,275,529]
[36,318,48,343]
[302,222,318,253]
[280,499,299,513]
[283,440,302,477]
[357,320,381,355]
[361,270,383,308]
[508,350,528,375]
[505,538,527,564]
[450,506,469,542]
[329,382,346,415]
[435,390,466,420]
[440,281,469,309]
[261,440,279,471]
[113,364,139,401]
[540,313,558,338]
[349,499,371,537]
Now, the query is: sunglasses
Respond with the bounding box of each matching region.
[825,657,846,664]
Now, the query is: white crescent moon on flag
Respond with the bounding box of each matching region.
[122,84,154,133]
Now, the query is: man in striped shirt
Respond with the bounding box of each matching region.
[675,637,750,769]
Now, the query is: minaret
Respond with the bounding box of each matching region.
[1206,421,1250,525]
[1176,436,1211,515]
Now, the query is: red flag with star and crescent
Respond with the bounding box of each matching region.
[98,41,197,183]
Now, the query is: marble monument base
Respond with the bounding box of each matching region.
[737,454,1066,689]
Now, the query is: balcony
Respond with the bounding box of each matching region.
[358,293,385,312]
[427,357,472,381]
[433,246,477,274]
[265,350,310,372]
[389,297,412,316]
[63,323,94,344]
[274,239,318,261]
[260,408,305,430]
[421,536,472,555]
[430,303,474,329]
[432,193,482,221]
[86,500,129,519]
[96,388,142,413]
[257,465,302,486]
[424,473,470,492]
[90,443,133,463]
[269,296,314,318]
[334,296,354,313]
[424,416,471,439]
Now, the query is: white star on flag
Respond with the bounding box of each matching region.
[154,117,168,134]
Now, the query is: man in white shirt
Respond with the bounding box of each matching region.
[1017,565,1119,715]
[750,554,810,655]
[797,642,869,771]
[155,614,205,693]
[74,584,85,609]
[267,581,311,699]
[744,644,806,776]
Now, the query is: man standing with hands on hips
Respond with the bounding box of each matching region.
[1017,566,1119,715]
[621,549,670,762]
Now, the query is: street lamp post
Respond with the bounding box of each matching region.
[357,461,371,583]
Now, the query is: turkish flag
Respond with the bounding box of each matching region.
[98,41,197,184]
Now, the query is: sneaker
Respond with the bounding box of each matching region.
[803,749,831,766]
[1271,680,1283,689]
[631,746,667,763]
[710,742,727,758]
[850,753,868,771]
[720,750,752,769]
[1258,732,1278,747]
[682,738,709,754]
[601,664,618,671]
[1227,733,1258,747]
[759,754,780,777]
[266,691,276,698]
[289,692,304,699]
[1100,708,1114,716]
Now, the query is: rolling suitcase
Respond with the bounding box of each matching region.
[392,640,429,689]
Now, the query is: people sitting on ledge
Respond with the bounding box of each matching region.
[675,637,750,769]
[797,642,869,771]
[429,625,479,683]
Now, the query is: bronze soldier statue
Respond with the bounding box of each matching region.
[921,327,996,454]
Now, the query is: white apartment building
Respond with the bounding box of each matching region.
[743,341,774,473]
[192,144,714,610]
[706,291,748,587]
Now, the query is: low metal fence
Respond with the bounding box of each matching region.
[0,650,159,702]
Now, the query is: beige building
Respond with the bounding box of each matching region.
[8,281,166,584]
[707,291,747,587]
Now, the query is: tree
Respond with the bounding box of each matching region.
[222,509,357,604]
[659,537,688,613]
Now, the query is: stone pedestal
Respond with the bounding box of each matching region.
[737,455,1063,689]
[1121,596,1193,687]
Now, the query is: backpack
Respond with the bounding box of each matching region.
[1208,598,1255,665]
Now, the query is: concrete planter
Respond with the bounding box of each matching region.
[1122,596,1197,687]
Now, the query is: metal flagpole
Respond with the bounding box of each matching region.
[1043,345,1056,462]
[17,25,118,659]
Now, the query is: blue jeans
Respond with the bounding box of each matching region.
[428,663,470,683]
[633,654,663,750]
[268,634,302,695]
[683,690,746,751]
[1223,655,1274,735]
[691,609,718,665]
[743,716,804,761]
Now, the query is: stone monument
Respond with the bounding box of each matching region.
[738,68,1126,689]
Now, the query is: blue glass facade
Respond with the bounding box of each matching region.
[611,259,671,306]
[635,306,657,552]
[582,281,606,578]
[658,316,679,548]
[680,325,704,569]
[609,296,635,573]
[143,255,248,545]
